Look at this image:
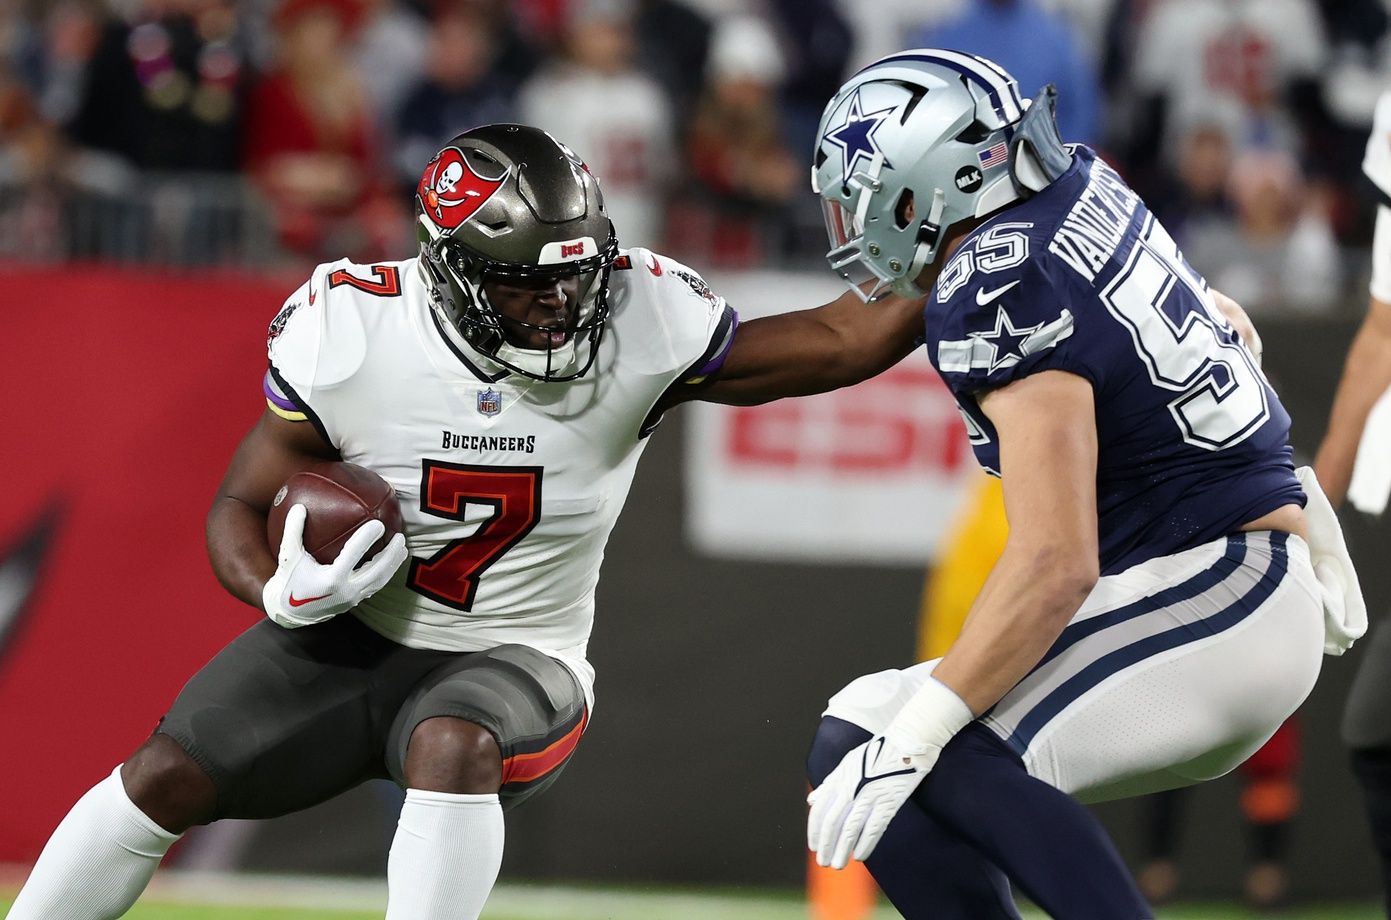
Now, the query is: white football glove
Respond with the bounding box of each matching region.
[261,503,408,629]
[807,733,931,869]
[807,676,973,868]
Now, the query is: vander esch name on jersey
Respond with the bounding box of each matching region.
[1048,161,1138,282]
[441,430,537,453]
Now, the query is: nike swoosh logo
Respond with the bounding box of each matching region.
[853,738,918,794]
[646,255,663,277]
[975,280,1020,306]
[288,592,330,608]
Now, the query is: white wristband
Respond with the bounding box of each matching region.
[883,676,974,756]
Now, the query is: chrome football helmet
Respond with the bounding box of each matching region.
[416,124,618,381]
[812,49,1072,300]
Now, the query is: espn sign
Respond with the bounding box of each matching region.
[686,349,976,565]
[684,269,978,565]
[725,364,970,473]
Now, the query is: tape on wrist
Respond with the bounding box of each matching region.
[883,676,974,755]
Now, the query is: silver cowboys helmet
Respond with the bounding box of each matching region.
[812,49,1072,300]
[416,124,618,381]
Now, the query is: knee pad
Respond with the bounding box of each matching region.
[806,716,873,787]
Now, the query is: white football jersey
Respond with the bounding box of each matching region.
[1365,90,1391,306]
[1365,90,1391,200]
[263,250,737,708]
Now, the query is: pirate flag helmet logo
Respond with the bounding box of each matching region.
[417,146,509,233]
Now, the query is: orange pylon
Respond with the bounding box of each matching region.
[807,848,877,920]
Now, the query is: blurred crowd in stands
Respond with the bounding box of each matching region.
[1,0,1389,314]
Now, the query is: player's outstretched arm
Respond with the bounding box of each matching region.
[921,370,1100,715]
[1314,296,1391,507]
[206,409,339,609]
[678,288,926,407]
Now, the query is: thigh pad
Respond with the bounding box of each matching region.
[386,644,588,809]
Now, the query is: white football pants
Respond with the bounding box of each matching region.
[824,531,1324,801]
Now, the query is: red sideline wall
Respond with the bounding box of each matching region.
[0,266,295,862]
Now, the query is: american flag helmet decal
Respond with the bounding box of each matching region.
[979,141,1009,169]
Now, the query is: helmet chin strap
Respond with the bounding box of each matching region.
[427,277,580,380]
[417,244,517,377]
[421,260,503,370]
[895,188,948,297]
[451,281,583,380]
[495,334,581,379]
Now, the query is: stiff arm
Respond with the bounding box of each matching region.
[664,288,927,408]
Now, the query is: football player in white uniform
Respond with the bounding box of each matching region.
[1315,88,1391,915]
[803,52,1362,918]
[6,125,929,920]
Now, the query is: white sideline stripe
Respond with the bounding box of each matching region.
[147,871,383,910]
[144,872,836,919]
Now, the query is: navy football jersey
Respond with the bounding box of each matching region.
[927,147,1304,575]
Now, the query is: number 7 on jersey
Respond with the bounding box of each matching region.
[407,461,543,611]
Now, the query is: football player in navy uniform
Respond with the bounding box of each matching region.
[805,51,1364,918]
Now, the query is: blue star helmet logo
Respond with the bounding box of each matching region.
[824,91,896,184]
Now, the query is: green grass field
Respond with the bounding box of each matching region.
[0,901,1382,919]
[7,900,1381,920]
[1,876,1384,920]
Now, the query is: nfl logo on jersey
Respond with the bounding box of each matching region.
[477,387,502,417]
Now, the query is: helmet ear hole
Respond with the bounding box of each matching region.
[894,189,916,229]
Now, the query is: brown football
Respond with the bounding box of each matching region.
[266,462,404,565]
